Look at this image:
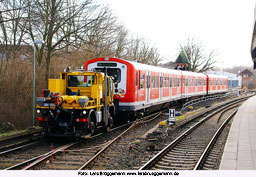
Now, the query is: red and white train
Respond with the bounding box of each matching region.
[85,57,228,117]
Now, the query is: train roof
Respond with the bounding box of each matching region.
[124,59,182,74]
[85,57,227,79]
[180,70,206,77]
[207,73,228,79]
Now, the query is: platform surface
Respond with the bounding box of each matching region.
[219,95,256,170]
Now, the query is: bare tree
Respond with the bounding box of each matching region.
[23,0,113,82]
[0,0,28,75]
[82,6,118,58]
[125,37,161,65]
[113,25,129,58]
[180,38,216,72]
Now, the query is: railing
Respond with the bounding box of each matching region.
[180,92,237,113]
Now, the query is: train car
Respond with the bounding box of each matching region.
[85,57,227,119]
[206,74,228,94]
[85,57,182,116]
[180,71,207,98]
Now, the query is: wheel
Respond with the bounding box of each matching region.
[103,117,113,133]
[89,121,96,134]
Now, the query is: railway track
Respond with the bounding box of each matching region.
[194,110,237,170]
[78,112,162,170]
[0,140,66,170]
[2,123,131,170]
[0,128,43,154]
[5,112,164,170]
[75,96,247,170]
[139,101,241,170]
[1,95,252,170]
[28,123,133,170]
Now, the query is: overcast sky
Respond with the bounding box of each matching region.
[99,0,255,68]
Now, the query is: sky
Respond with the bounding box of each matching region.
[98,0,255,68]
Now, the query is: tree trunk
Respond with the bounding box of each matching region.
[45,52,51,87]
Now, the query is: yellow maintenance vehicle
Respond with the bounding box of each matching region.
[36,67,115,138]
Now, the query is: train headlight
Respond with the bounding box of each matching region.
[37,109,40,114]
[82,110,86,115]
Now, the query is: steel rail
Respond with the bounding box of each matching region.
[0,129,42,148]
[4,142,78,170]
[22,142,78,170]
[78,111,162,170]
[5,118,139,170]
[0,141,42,156]
[193,109,238,170]
[78,122,138,170]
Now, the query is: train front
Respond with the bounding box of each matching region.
[36,70,109,138]
[85,57,136,122]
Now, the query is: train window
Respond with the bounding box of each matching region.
[170,77,172,87]
[152,76,155,88]
[147,75,150,88]
[156,76,159,88]
[94,68,121,83]
[140,74,145,89]
[186,78,188,86]
[135,72,138,86]
[178,78,180,87]
[160,76,163,88]
[164,77,169,88]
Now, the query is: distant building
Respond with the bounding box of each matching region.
[206,70,242,89]
[173,51,190,71]
[160,51,190,71]
[239,69,254,89]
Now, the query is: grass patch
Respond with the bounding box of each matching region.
[175,115,185,121]
[0,129,27,138]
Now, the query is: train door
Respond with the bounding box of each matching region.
[160,73,163,100]
[195,77,198,93]
[207,77,210,94]
[146,71,150,103]
[135,71,138,101]
[138,70,146,101]
[180,75,183,98]
[185,76,188,97]
[169,74,172,99]
[177,76,180,96]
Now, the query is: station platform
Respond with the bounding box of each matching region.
[219,95,256,170]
